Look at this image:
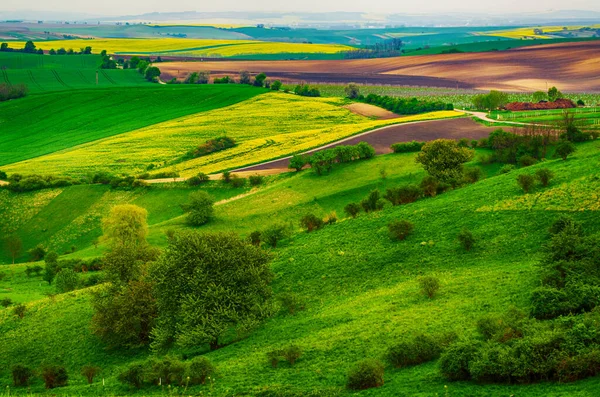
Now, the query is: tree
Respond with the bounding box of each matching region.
[149,232,274,351]
[239,70,251,85]
[416,139,474,183]
[548,86,563,102]
[271,80,282,91]
[288,154,308,172]
[532,91,548,102]
[253,72,267,87]
[0,42,8,51]
[43,251,58,285]
[472,90,508,111]
[129,56,141,68]
[100,50,107,57]
[517,174,535,193]
[555,140,576,160]
[344,202,361,218]
[81,365,100,384]
[55,269,80,293]
[23,40,36,53]
[5,235,22,264]
[197,70,210,84]
[102,205,149,253]
[145,66,161,82]
[182,191,214,226]
[345,83,360,99]
[83,46,92,54]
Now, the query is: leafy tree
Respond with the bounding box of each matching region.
[288,154,308,171]
[102,204,149,254]
[472,90,508,111]
[83,46,92,54]
[43,251,59,285]
[388,220,414,241]
[345,83,360,99]
[555,140,576,160]
[271,80,282,91]
[55,269,80,293]
[149,232,274,351]
[13,304,26,318]
[253,72,267,87]
[100,49,107,57]
[416,139,474,183]
[182,191,214,226]
[300,213,324,232]
[137,60,149,73]
[458,228,475,251]
[81,365,100,384]
[532,91,548,102]
[347,359,385,390]
[361,190,385,212]
[517,174,535,193]
[145,66,161,82]
[129,56,141,68]
[420,175,439,197]
[239,70,251,85]
[12,364,33,387]
[186,357,216,385]
[0,170,7,180]
[344,202,361,218]
[23,40,36,53]
[41,364,68,389]
[197,70,210,84]
[263,223,289,248]
[419,276,440,298]
[535,168,555,187]
[5,235,22,264]
[28,244,46,261]
[548,86,563,102]
[118,363,145,389]
[0,42,8,51]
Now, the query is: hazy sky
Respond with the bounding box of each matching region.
[2,0,600,16]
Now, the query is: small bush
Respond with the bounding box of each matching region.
[41,364,68,389]
[324,211,337,225]
[384,185,422,206]
[187,356,216,385]
[499,164,516,174]
[517,174,535,193]
[249,231,262,246]
[28,244,46,261]
[281,345,303,366]
[439,340,482,381]
[221,171,232,183]
[81,365,100,384]
[267,350,283,368]
[471,140,479,148]
[55,269,80,293]
[249,175,264,186]
[458,138,471,148]
[186,176,203,186]
[347,359,385,390]
[458,228,475,251]
[118,363,145,389]
[344,202,361,218]
[263,223,289,248]
[518,155,538,167]
[361,190,385,213]
[535,168,555,187]
[388,220,414,241]
[12,364,33,387]
[463,167,484,184]
[182,191,214,226]
[279,292,305,315]
[300,213,324,232]
[1,297,13,307]
[148,356,186,386]
[186,136,236,159]
[548,216,580,236]
[419,276,440,298]
[288,154,308,172]
[230,175,246,188]
[13,304,26,318]
[387,334,442,368]
[420,176,439,197]
[555,140,576,160]
[391,141,424,153]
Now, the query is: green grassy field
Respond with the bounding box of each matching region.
[0,140,599,395]
[0,85,263,167]
[489,107,600,129]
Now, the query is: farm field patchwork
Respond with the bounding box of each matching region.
[2,91,461,177]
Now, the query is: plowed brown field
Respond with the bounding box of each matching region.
[159,41,600,92]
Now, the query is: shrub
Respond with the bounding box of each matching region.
[347,359,385,390]
[182,191,214,226]
[518,155,538,167]
[391,141,424,153]
[463,167,484,184]
[249,175,264,186]
[187,356,216,385]
[471,140,479,148]
[118,363,145,389]
[388,220,414,241]
[55,269,80,293]
[361,190,385,212]
[384,185,422,206]
[271,80,282,91]
[28,244,46,261]
[279,292,305,315]
[416,139,474,182]
[499,164,516,174]
[344,202,361,218]
[536,168,555,187]
[221,171,232,183]
[186,176,203,186]
[548,216,580,236]
[281,345,303,366]
[263,223,289,248]
[517,174,535,193]
[458,138,471,148]
[387,334,442,368]
[230,175,246,188]
[249,231,262,246]
[1,297,13,307]
[288,154,308,172]
[41,364,68,389]
[324,211,337,225]
[13,304,26,318]
[147,356,186,386]
[300,213,324,232]
[420,175,439,197]
[458,228,475,251]
[439,339,482,381]
[267,350,283,368]
[81,365,100,384]
[419,276,440,298]
[12,364,33,387]
[555,140,576,160]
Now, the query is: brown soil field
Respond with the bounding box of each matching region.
[239,117,505,171]
[344,103,401,119]
[159,41,600,92]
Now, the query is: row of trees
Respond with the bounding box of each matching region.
[48,46,92,55]
[362,93,453,115]
[343,38,404,59]
[0,41,43,54]
[288,142,376,175]
[472,87,568,111]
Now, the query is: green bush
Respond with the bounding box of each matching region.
[221,171,232,183]
[41,364,68,389]
[535,168,555,187]
[147,356,186,386]
[387,334,442,368]
[288,154,308,172]
[282,345,303,366]
[384,185,422,206]
[347,359,385,390]
[28,244,46,261]
[517,174,535,193]
[186,136,236,159]
[324,211,337,225]
[267,349,283,368]
[249,175,264,186]
[463,167,484,184]
[548,216,580,236]
[390,141,424,153]
[249,230,262,246]
[499,164,516,174]
[12,364,33,387]
[263,223,290,248]
[231,175,246,188]
[361,190,385,213]
[300,213,324,232]
[0,297,13,307]
[458,138,471,148]
[419,276,440,298]
[388,220,414,241]
[13,304,26,318]
[420,175,439,197]
[518,155,538,167]
[555,140,576,160]
[182,191,214,226]
[344,202,361,218]
[439,339,482,381]
[81,365,101,384]
[118,363,145,389]
[187,356,216,385]
[458,228,475,251]
[55,269,80,293]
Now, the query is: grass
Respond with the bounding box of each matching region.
[489,107,600,129]
[3,91,461,177]
[0,140,599,395]
[0,85,263,167]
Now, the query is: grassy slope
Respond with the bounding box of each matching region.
[0,85,263,166]
[0,141,599,395]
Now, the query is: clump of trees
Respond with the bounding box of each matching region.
[416,139,474,184]
[391,141,425,153]
[472,90,509,111]
[0,83,28,102]
[361,93,453,115]
[182,191,214,226]
[343,38,403,59]
[288,142,376,175]
[185,136,236,159]
[118,356,216,389]
[0,40,43,54]
[294,84,321,97]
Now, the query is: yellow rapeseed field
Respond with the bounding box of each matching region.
[22,38,352,56]
[4,92,461,177]
[482,25,600,39]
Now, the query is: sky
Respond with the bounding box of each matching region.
[2,0,600,17]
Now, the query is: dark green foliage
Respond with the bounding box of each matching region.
[555,140,576,160]
[548,216,580,236]
[361,190,385,213]
[231,175,246,188]
[390,141,425,153]
[535,168,555,187]
[187,356,216,385]
[13,304,26,318]
[6,173,79,192]
[344,202,361,218]
[499,164,516,174]
[300,213,324,232]
[308,150,336,175]
[324,211,337,225]
[279,292,305,315]
[249,231,262,246]
[118,363,145,389]
[263,223,290,248]
[186,175,205,186]
[416,139,474,183]
[12,364,33,387]
[213,76,234,84]
[420,175,439,197]
[463,167,484,184]
[419,276,440,298]
[345,83,360,99]
[249,175,264,186]
[0,170,6,180]
[43,251,58,285]
[294,84,320,97]
[384,185,422,206]
[458,228,475,251]
[41,364,68,389]
[487,129,546,164]
[81,365,100,384]
[576,99,585,106]
[239,70,251,85]
[182,191,214,226]
[387,334,442,368]
[363,93,452,115]
[289,154,308,172]
[517,174,535,193]
[439,339,482,380]
[518,155,538,167]
[144,66,161,82]
[388,220,414,241]
[472,90,509,111]
[253,72,267,87]
[346,359,385,390]
[54,269,80,293]
[271,80,282,91]
[147,355,186,385]
[282,345,303,366]
[0,297,12,307]
[149,232,274,350]
[186,136,236,159]
[457,138,471,148]
[0,82,28,102]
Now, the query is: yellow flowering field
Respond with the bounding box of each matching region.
[4,92,460,177]
[482,25,600,39]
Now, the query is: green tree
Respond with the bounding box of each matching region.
[149,232,274,351]
[548,86,563,102]
[145,66,161,82]
[555,140,576,160]
[345,83,360,99]
[288,154,308,171]
[416,139,474,183]
[532,91,547,102]
[182,191,214,226]
[271,80,282,91]
[23,40,36,53]
[5,235,22,264]
[102,204,149,253]
[239,70,251,84]
[43,251,59,285]
[253,72,267,87]
[55,269,80,293]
